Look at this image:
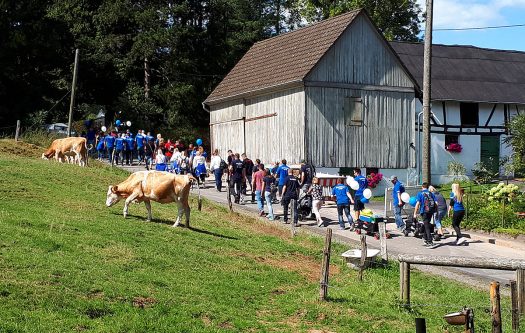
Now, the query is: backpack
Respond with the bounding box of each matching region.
[219,159,228,170]
[423,192,437,214]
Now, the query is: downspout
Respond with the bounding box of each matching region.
[202,102,210,113]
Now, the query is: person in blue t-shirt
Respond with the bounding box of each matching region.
[104,132,116,164]
[125,134,134,165]
[135,131,145,164]
[448,183,467,245]
[282,169,301,225]
[96,133,105,160]
[353,168,368,221]
[390,175,406,230]
[331,178,354,230]
[115,134,125,166]
[413,182,438,248]
[275,159,290,199]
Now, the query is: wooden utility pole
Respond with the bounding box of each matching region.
[14,120,20,141]
[399,261,410,308]
[319,228,332,301]
[422,0,434,183]
[490,281,502,333]
[67,49,79,137]
[144,57,150,98]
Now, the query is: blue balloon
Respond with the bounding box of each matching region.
[115,120,121,126]
[196,138,203,146]
[409,197,417,207]
[360,197,369,204]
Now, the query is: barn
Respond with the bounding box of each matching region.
[203,9,419,174]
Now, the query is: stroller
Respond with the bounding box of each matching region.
[403,216,440,241]
[354,209,391,240]
[297,193,313,221]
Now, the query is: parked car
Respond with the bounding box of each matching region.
[44,123,76,136]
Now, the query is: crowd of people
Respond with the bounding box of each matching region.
[83,126,466,249]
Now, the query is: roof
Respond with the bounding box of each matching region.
[204,9,362,104]
[390,41,525,104]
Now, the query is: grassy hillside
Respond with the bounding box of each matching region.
[0,139,518,332]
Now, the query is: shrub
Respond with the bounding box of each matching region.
[447,161,467,181]
[471,160,498,184]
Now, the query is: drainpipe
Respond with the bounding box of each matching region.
[202,102,210,113]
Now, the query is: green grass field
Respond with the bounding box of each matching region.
[0,140,520,332]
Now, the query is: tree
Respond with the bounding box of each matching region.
[294,0,422,41]
[504,114,525,176]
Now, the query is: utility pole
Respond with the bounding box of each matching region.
[67,49,79,137]
[422,0,433,184]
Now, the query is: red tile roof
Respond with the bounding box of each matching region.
[205,9,362,104]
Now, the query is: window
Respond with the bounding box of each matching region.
[344,97,363,126]
[445,134,459,146]
[460,102,479,126]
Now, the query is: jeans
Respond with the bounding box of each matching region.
[394,205,405,229]
[255,190,264,212]
[278,184,284,197]
[282,196,298,224]
[232,178,243,203]
[312,199,323,224]
[97,149,105,160]
[137,148,144,163]
[421,212,433,242]
[434,209,447,229]
[213,169,223,191]
[115,149,123,165]
[125,150,133,165]
[264,192,274,219]
[337,204,353,229]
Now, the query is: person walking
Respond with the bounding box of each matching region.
[353,168,367,221]
[96,132,105,160]
[390,175,406,231]
[308,176,324,227]
[281,168,300,225]
[276,159,290,200]
[155,149,167,171]
[300,160,315,192]
[125,133,134,165]
[429,186,446,239]
[331,178,354,230]
[413,182,438,248]
[252,163,266,216]
[192,151,207,187]
[210,149,224,191]
[114,134,125,166]
[449,183,467,245]
[104,131,116,164]
[241,154,254,196]
[135,130,145,164]
[262,169,276,221]
[230,153,246,204]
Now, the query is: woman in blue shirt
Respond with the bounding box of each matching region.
[448,183,466,245]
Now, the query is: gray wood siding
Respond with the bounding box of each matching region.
[210,120,245,156]
[306,15,413,88]
[209,100,244,124]
[305,86,415,168]
[245,88,305,163]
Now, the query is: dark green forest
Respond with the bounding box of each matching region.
[0,0,421,138]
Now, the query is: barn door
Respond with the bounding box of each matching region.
[480,136,500,175]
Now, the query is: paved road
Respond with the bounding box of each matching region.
[116,164,525,288]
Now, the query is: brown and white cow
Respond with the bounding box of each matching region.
[42,137,89,167]
[106,171,202,227]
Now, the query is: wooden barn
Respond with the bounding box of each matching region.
[203,9,420,171]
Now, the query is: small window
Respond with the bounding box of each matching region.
[344,97,363,126]
[445,134,459,146]
[460,102,479,126]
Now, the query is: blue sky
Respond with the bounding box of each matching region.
[416,0,525,51]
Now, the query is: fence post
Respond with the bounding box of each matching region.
[518,269,525,316]
[319,228,332,301]
[14,120,20,141]
[358,234,367,281]
[399,261,410,308]
[415,318,426,333]
[378,221,388,262]
[511,280,520,333]
[490,281,502,333]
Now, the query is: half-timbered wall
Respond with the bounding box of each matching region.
[305,86,416,168]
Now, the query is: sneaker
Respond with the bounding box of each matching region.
[456,237,467,245]
[259,211,265,217]
[339,226,345,230]
[268,217,274,221]
[317,220,324,227]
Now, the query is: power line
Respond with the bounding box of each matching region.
[423,23,525,32]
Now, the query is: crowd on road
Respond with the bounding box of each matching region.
[83,126,467,249]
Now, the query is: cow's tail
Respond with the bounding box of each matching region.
[189,175,202,211]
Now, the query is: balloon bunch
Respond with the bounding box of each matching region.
[400,192,418,207]
[346,177,373,203]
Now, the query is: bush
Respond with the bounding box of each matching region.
[471,160,498,184]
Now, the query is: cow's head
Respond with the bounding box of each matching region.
[106,185,122,207]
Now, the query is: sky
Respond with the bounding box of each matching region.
[416,0,525,51]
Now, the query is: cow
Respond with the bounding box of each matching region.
[42,137,89,167]
[105,171,202,227]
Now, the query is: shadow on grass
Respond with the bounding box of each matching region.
[188,226,238,240]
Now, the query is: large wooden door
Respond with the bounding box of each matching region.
[480,136,500,175]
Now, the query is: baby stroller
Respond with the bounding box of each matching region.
[354,209,391,240]
[403,216,440,241]
[297,193,313,221]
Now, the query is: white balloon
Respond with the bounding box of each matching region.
[363,188,372,199]
[346,176,353,186]
[350,181,359,191]
[401,192,411,203]
[101,126,107,132]
[126,121,131,127]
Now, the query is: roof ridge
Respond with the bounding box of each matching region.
[390,40,525,55]
[253,8,363,46]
